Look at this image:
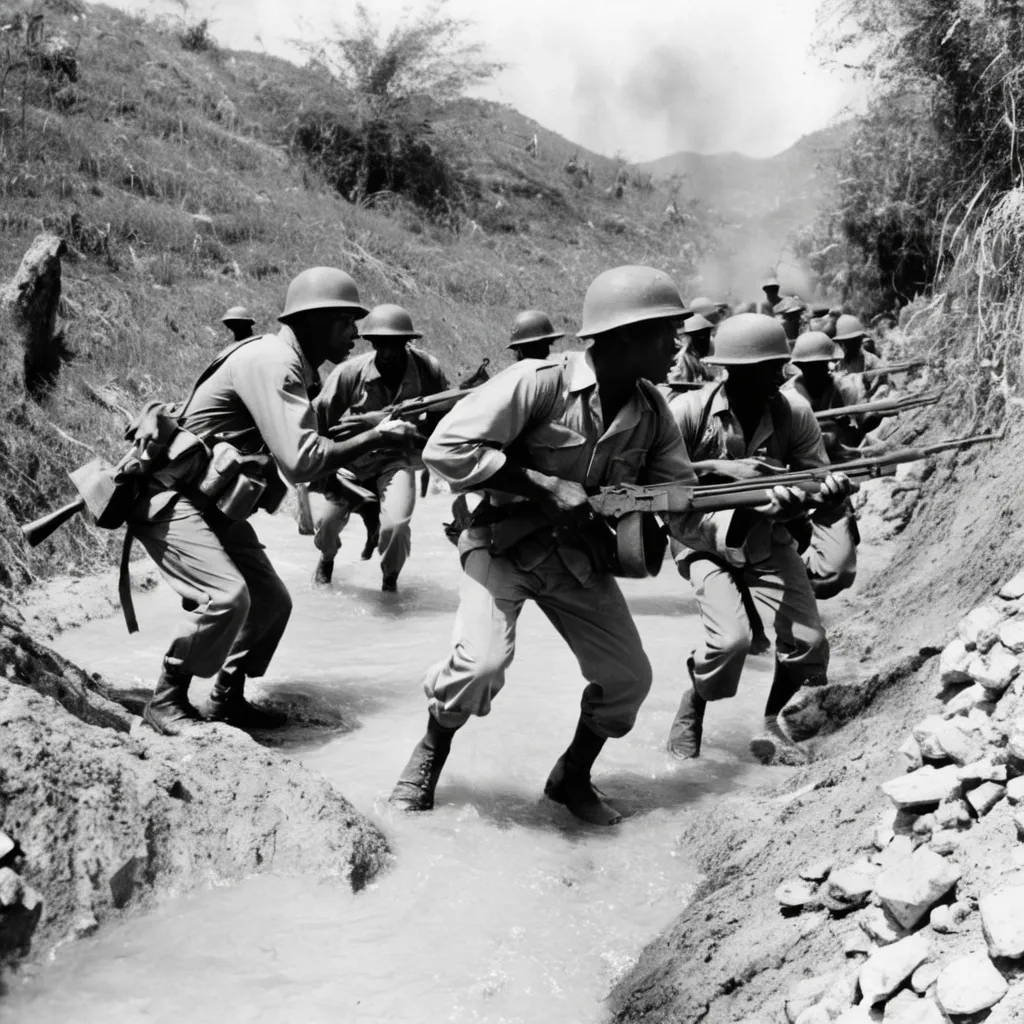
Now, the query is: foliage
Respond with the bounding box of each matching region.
[179,18,216,54]
[804,0,1024,313]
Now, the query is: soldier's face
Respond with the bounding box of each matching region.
[726,361,789,405]
[371,339,409,373]
[631,320,678,383]
[326,314,358,362]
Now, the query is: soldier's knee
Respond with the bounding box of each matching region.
[218,579,250,624]
[719,627,753,663]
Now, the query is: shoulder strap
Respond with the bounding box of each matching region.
[180,335,263,418]
[693,381,726,449]
[769,389,794,455]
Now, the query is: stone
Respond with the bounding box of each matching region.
[957,759,1007,786]
[933,799,972,830]
[875,846,962,929]
[937,720,988,766]
[929,905,956,933]
[943,684,995,718]
[860,906,909,946]
[777,878,820,910]
[882,991,944,1024]
[970,644,1021,693]
[874,820,896,850]
[785,973,845,1022]
[881,765,961,809]
[912,716,949,760]
[877,835,915,872]
[912,813,936,837]
[939,639,974,685]
[999,619,1024,654]
[0,831,14,862]
[825,860,880,909]
[1008,729,1024,761]
[967,781,1006,816]
[1000,571,1024,600]
[859,933,931,1005]
[959,605,1006,649]
[0,866,24,906]
[794,1006,834,1024]
[1007,777,1024,804]
[936,952,1008,1016]
[1015,811,1024,840]
[800,859,834,883]
[981,885,1024,958]
[844,928,874,957]
[898,737,923,772]
[910,961,940,994]
[929,829,962,855]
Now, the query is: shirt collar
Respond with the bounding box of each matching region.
[565,350,655,411]
[277,324,317,392]
[360,346,419,392]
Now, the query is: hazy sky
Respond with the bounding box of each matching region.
[102,0,864,160]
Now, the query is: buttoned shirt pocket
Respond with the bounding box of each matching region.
[607,446,648,484]
[520,422,588,477]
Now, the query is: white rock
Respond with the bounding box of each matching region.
[877,836,915,873]
[967,781,1006,816]
[0,832,13,862]
[943,683,995,717]
[970,644,1021,693]
[860,905,909,946]
[882,990,944,1024]
[835,1007,876,1024]
[999,619,1024,654]
[933,799,971,830]
[1007,777,1024,804]
[959,606,1006,648]
[929,905,956,933]
[800,859,834,883]
[981,885,1024,958]
[912,716,949,760]
[785,973,845,1022]
[912,813,936,837]
[939,639,975,684]
[881,765,961,809]
[910,961,940,994]
[844,928,874,957]
[957,759,1007,786]
[875,846,963,929]
[1000,570,1024,600]
[929,829,962,856]
[859,933,931,1005]
[794,1006,834,1024]
[1008,730,1024,761]
[937,719,988,765]
[899,737,923,772]
[987,983,1024,1023]
[936,952,1008,1016]
[777,878,819,909]
[826,860,880,907]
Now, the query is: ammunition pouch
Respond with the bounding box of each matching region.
[194,442,283,521]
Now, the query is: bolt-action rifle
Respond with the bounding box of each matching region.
[814,391,941,422]
[327,387,474,441]
[858,358,929,381]
[586,431,1001,518]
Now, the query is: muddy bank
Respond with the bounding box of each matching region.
[0,609,389,980]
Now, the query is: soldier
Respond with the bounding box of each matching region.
[388,265,705,826]
[507,309,564,362]
[665,313,855,766]
[667,313,719,387]
[784,332,862,599]
[312,303,449,593]
[833,315,888,401]
[759,276,782,316]
[774,296,805,343]
[808,301,834,336]
[221,306,256,343]
[135,268,419,736]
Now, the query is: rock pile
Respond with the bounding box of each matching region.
[774,568,1024,1022]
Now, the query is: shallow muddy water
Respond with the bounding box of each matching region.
[5,493,810,1024]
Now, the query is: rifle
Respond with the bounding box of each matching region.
[814,391,941,422]
[327,387,475,441]
[859,358,929,381]
[585,431,1001,517]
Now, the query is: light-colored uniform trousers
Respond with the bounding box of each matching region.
[424,546,652,738]
[680,538,829,702]
[132,496,292,679]
[314,464,417,576]
[803,516,858,600]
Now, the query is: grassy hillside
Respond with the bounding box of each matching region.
[0,1,717,590]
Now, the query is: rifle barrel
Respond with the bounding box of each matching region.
[860,359,928,381]
[815,392,941,421]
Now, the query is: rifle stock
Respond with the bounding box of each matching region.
[21,498,86,547]
[814,391,941,421]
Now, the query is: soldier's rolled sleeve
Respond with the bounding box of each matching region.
[236,362,336,484]
[423,363,548,490]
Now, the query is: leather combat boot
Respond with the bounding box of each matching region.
[381,572,399,593]
[544,718,622,826]
[666,656,706,760]
[312,556,334,586]
[388,715,459,811]
[143,665,203,736]
[749,661,810,766]
[359,509,380,561]
[206,671,288,730]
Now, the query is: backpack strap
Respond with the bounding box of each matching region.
[692,381,726,455]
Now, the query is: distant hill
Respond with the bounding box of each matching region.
[639,123,856,302]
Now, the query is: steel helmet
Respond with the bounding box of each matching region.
[689,296,718,319]
[509,309,564,348]
[774,296,804,318]
[578,265,687,338]
[761,275,780,289]
[278,267,369,322]
[834,314,867,341]
[360,303,422,339]
[791,331,841,363]
[705,313,790,365]
[809,301,832,318]
[221,305,254,325]
[681,313,713,335]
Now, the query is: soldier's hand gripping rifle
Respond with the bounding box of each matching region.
[814,391,942,422]
[579,431,1000,576]
[327,387,475,443]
